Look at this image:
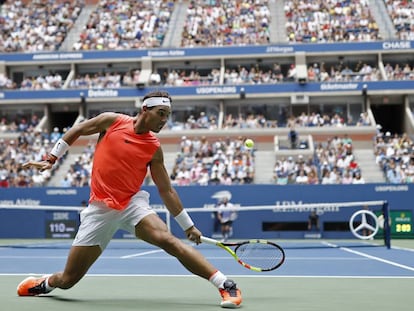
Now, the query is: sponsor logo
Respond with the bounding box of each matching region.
[382,41,411,50]
[147,50,185,57]
[265,46,295,53]
[195,86,237,94]
[273,201,340,214]
[375,185,409,192]
[46,189,78,195]
[32,53,83,60]
[0,199,41,206]
[320,83,358,91]
[87,89,118,97]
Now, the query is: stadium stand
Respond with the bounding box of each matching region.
[1,0,414,187]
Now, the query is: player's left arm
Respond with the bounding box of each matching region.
[23,112,118,171]
[150,146,201,243]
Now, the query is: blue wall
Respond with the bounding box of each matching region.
[1,81,414,102]
[0,41,412,62]
[1,184,413,239]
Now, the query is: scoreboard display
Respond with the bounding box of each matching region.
[377,210,413,237]
[45,211,79,239]
[376,210,413,238]
[390,210,412,236]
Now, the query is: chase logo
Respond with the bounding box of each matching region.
[382,41,411,50]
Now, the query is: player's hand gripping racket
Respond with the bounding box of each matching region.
[200,236,285,272]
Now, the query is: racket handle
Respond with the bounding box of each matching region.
[200,236,219,245]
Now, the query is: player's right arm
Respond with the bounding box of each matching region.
[23,112,119,171]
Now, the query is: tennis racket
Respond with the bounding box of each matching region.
[200,236,285,272]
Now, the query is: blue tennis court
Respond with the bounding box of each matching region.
[1,239,414,276]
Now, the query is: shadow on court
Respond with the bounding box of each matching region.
[2,275,414,311]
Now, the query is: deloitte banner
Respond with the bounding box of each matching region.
[0,184,413,239]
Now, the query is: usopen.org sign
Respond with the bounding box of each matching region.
[195,86,237,95]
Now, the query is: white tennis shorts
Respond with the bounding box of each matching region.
[73,190,156,250]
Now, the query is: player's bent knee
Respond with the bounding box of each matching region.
[156,234,187,255]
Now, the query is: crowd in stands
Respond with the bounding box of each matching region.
[181,0,271,47]
[20,72,64,90]
[0,116,65,188]
[374,131,414,184]
[169,110,371,132]
[60,142,94,188]
[0,0,84,52]
[0,109,370,136]
[2,113,414,187]
[0,73,16,90]
[1,0,413,54]
[0,114,41,133]
[69,72,122,89]
[73,0,174,50]
[384,62,414,81]
[170,136,255,186]
[273,134,366,185]
[284,0,381,43]
[306,61,382,82]
[0,114,94,188]
[385,0,414,40]
[4,59,412,92]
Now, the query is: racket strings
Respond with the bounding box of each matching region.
[235,242,283,270]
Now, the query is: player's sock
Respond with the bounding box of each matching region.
[44,276,55,292]
[209,270,227,288]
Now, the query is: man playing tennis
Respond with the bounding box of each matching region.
[17,90,242,308]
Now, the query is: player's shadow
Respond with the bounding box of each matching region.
[46,295,85,302]
[48,296,213,309]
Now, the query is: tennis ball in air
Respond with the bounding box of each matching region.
[245,139,254,149]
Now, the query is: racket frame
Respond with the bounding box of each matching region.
[200,236,285,272]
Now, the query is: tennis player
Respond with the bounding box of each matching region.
[17,90,242,308]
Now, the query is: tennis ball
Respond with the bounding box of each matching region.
[245,139,254,149]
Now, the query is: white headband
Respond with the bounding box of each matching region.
[142,97,171,108]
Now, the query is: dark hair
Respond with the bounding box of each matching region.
[142,90,172,103]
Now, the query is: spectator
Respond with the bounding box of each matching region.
[288,126,298,149]
[308,210,319,231]
[0,175,9,188]
[386,162,403,184]
[216,197,237,242]
[352,172,365,184]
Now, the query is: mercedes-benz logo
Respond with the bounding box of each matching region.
[349,210,379,240]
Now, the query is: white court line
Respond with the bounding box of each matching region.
[121,249,165,259]
[1,273,414,279]
[391,245,414,252]
[322,241,414,272]
[0,254,369,261]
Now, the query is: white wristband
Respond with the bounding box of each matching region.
[174,210,194,231]
[50,138,70,158]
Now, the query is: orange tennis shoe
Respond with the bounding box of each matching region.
[17,276,50,296]
[219,279,242,308]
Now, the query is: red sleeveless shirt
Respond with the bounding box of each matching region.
[89,115,160,210]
